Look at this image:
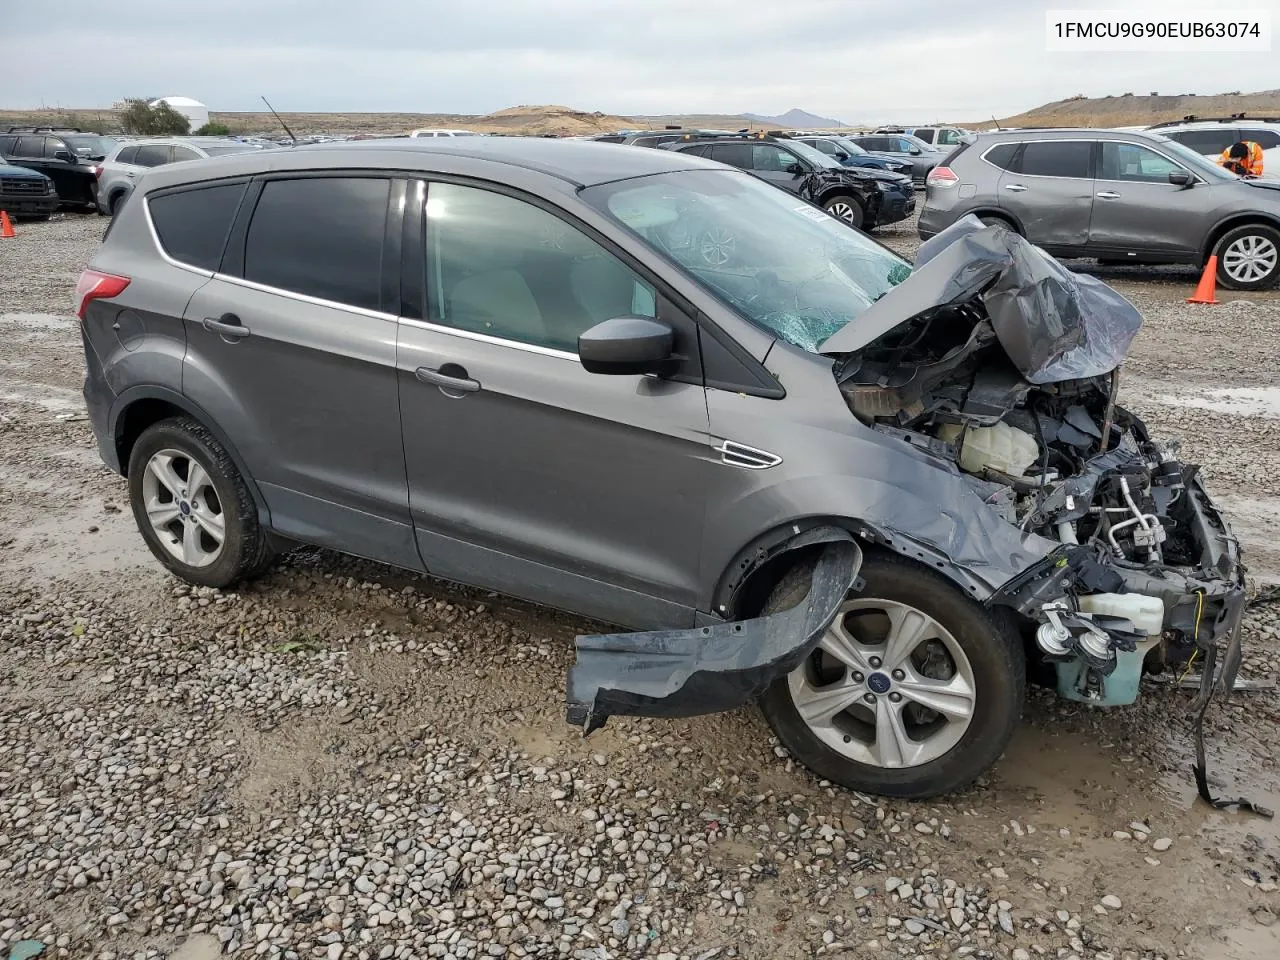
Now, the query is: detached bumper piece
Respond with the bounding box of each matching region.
[565,536,862,735]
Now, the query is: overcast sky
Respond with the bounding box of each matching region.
[6,1,1278,123]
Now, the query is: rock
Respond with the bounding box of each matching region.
[904,919,926,935]
[328,945,344,960]
[1101,895,1123,910]
[1152,837,1173,852]
[1013,950,1031,960]
[950,907,965,927]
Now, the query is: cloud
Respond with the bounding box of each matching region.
[4,0,1273,123]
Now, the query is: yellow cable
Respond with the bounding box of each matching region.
[1177,591,1206,684]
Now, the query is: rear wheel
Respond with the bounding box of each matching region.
[1214,223,1280,290]
[127,417,275,588]
[759,554,1024,799]
[976,212,1017,232]
[823,195,864,230]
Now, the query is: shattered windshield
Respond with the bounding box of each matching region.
[582,169,912,352]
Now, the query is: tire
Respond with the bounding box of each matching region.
[977,213,1018,232]
[109,192,125,217]
[1213,223,1280,290]
[758,553,1025,799]
[823,195,864,230]
[127,417,275,588]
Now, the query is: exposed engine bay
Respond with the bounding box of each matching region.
[829,218,1245,706]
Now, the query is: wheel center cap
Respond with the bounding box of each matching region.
[179,501,191,516]
[867,672,892,694]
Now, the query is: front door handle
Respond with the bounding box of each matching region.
[415,364,480,396]
[1095,191,1121,200]
[202,314,250,341]
[1003,183,1028,192]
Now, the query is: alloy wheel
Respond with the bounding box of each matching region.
[141,448,225,567]
[1222,234,1279,285]
[786,598,976,768]
[699,226,736,266]
[828,201,859,225]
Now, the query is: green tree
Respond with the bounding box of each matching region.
[194,121,231,136]
[118,99,191,136]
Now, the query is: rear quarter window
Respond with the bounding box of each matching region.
[1244,129,1280,149]
[148,182,249,271]
[981,142,1019,170]
[1166,129,1239,154]
[115,145,139,165]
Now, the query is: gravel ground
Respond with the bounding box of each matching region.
[2,211,1280,960]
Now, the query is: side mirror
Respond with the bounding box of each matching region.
[578,316,675,376]
[834,151,849,161]
[786,162,806,175]
[1168,170,1193,188]
[53,150,75,162]
[909,147,922,156]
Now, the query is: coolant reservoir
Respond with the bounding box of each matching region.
[1078,593,1165,636]
[937,422,1040,477]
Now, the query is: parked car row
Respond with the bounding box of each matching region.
[1142,114,1280,175]
[919,127,1280,289]
[95,136,266,215]
[0,127,118,211]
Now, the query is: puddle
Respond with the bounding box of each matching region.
[0,312,73,330]
[1153,386,1280,418]
[7,499,152,580]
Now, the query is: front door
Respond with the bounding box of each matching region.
[997,139,1095,249]
[397,180,712,629]
[710,142,808,196]
[179,175,418,569]
[1087,141,1206,256]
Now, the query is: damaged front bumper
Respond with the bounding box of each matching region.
[565,531,862,733]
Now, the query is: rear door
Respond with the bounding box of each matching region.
[397,180,712,628]
[996,139,1094,249]
[1087,140,1208,256]
[179,174,418,569]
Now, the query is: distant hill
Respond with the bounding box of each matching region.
[742,107,848,129]
[972,88,1280,130]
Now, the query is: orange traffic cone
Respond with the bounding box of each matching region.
[0,211,14,239]
[1187,256,1219,304]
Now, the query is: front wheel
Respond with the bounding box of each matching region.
[759,554,1025,799]
[127,417,275,588]
[1214,224,1280,290]
[823,195,864,230]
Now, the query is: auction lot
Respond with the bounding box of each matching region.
[3,211,1280,960]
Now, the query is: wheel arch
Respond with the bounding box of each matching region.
[110,385,271,523]
[711,516,992,621]
[1200,212,1280,263]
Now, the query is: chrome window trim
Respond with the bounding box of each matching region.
[214,272,398,321]
[978,137,1204,184]
[396,315,579,361]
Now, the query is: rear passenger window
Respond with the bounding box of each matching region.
[983,143,1019,170]
[244,177,389,311]
[15,137,44,158]
[711,143,752,168]
[1166,129,1237,154]
[135,144,172,167]
[149,182,248,271]
[116,145,139,165]
[172,146,201,162]
[1019,141,1092,178]
[1245,130,1280,149]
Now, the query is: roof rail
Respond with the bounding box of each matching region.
[1147,113,1280,129]
[7,126,86,134]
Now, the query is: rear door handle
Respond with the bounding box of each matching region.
[1095,191,1121,200]
[415,365,480,396]
[202,314,250,340]
[1003,184,1028,192]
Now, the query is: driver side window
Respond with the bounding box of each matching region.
[425,183,656,353]
[1100,142,1182,182]
[751,144,794,172]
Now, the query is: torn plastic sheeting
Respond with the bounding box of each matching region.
[564,532,861,734]
[822,215,1143,386]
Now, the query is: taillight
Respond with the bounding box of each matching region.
[926,166,959,187]
[91,165,103,180]
[75,269,131,319]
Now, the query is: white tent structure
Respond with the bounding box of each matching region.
[149,96,209,130]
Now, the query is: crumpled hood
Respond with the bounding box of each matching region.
[820,215,1144,384]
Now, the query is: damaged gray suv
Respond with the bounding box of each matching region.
[78,138,1245,799]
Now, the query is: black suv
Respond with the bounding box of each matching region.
[0,128,118,208]
[662,133,914,231]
